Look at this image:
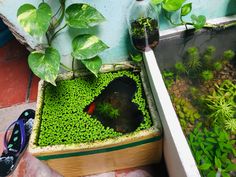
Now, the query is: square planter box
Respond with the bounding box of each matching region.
[28,62,163,177]
[144,17,236,177]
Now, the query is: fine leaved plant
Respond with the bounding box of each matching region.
[17,0,108,85]
[96,102,120,119]
[204,80,236,132]
[162,70,175,89]
[185,47,201,73]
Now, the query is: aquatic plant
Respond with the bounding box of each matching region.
[213,61,223,71]
[96,102,120,119]
[224,119,236,134]
[162,70,175,89]
[223,50,235,61]
[205,46,216,55]
[201,70,214,81]
[175,61,187,75]
[185,47,201,73]
[38,71,153,146]
[173,97,200,133]
[204,80,236,131]
[189,123,236,177]
[202,46,216,68]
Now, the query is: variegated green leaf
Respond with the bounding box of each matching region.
[163,0,186,12]
[81,56,102,77]
[66,3,105,28]
[17,3,52,37]
[72,34,108,60]
[28,47,60,86]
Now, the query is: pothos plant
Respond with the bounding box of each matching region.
[151,0,236,30]
[17,0,108,85]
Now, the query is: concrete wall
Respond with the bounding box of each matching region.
[0,0,236,65]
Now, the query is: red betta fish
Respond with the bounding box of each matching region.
[87,102,96,115]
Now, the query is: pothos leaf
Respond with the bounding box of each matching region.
[72,34,108,60]
[181,3,192,16]
[28,47,60,86]
[130,54,142,62]
[191,14,206,29]
[81,56,102,77]
[162,0,186,12]
[65,3,105,28]
[17,3,52,37]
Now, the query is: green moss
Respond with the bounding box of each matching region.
[37,71,153,146]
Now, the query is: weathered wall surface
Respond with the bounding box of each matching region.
[0,0,236,65]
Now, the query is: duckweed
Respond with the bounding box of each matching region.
[37,71,153,146]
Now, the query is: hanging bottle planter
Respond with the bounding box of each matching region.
[127,0,159,52]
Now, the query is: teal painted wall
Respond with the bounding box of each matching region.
[0,0,236,64]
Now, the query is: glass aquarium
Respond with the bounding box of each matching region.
[156,26,236,177]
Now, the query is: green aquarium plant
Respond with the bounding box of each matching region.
[201,70,214,81]
[213,61,223,71]
[38,71,153,146]
[204,80,236,132]
[17,0,108,85]
[224,119,236,134]
[174,61,187,75]
[185,47,201,73]
[96,102,120,119]
[223,50,235,61]
[189,124,236,177]
[173,97,200,134]
[162,70,175,89]
[202,46,216,68]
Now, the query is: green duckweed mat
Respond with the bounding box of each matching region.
[37,71,153,146]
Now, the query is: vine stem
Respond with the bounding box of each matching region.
[52,2,66,30]
[60,63,73,71]
[49,24,67,45]
[51,6,62,22]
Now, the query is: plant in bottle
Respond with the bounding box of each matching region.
[131,17,159,51]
